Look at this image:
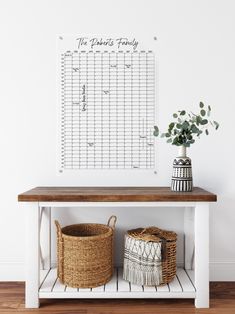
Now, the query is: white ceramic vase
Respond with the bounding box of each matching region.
[171,146,193,192]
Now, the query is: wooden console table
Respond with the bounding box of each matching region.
[18,187,216,309]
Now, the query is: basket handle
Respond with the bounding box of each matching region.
[55,220,62,241]
[54,220,64,281]
[107,215,117,229]
[140,226,160,235]
[140,228,147,234]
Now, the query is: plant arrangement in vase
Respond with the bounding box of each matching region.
[153,102,219,192]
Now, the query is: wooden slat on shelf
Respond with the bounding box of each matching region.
[79,288,92,292]
[104,268,117,292]
[117,268,130,292]
[143,285,157,292]
[186,269,195,285]
[168,275,182,292]
[53,278,65,292]
[92,285,105,292]
[18,186,217,202]
[65,286,78,292]
[130,283,143,292]
[157,284,169,292]
[40,268,57,292]
[177,268,195,292]
[40,269,49,286]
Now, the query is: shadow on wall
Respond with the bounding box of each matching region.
[210,195,235,258]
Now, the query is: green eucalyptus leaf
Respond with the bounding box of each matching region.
[173,113,178,118]
[214,121,219,130]
[167,138,173,143]
[182,121,189,130]
[168,122,175,133]
[178,136,183,144]
[201,119,208,125]
[191,124,199,133]
[199,102,204,108]
[180,110,186,115]
[200,109,206,116]
[176,123,182,129]
[165,133,171,138]
[208,105,211,111]
[153,126,159,136]
[205,129,209,135]
[190,116,197,123]
[196,115,202,125]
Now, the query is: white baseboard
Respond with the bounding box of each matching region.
[0,260,235,281]
[210,260,235,281]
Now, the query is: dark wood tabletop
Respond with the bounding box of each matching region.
[18,187,217,202]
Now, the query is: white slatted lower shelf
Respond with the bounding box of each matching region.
[39,267,196,299]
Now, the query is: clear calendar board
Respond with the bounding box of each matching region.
[57,36,157,173]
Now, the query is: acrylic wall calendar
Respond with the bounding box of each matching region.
[57,36,156,172]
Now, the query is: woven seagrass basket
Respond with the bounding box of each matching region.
[123,226,177,286]
[55,215,117,288]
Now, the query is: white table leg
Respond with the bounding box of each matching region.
[194,202,209,308]
[184,207,195,270]
[25,202,40,308]
[40,207,51,270]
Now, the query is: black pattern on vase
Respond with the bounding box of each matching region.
[171,156,193,192]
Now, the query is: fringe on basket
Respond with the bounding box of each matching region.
[123,260,163,286]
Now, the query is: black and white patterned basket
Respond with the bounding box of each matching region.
[123,227,177,286]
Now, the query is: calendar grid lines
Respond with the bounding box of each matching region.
[78,52,81,168]
[71,53,74,169]
[94,52,96,168]
[124,52,126,168]
[60,50,155,170]
[116,52,118,167]
[101,52,103,169]
[131,51,133,168]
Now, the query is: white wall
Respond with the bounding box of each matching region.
[0,0,234,281]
